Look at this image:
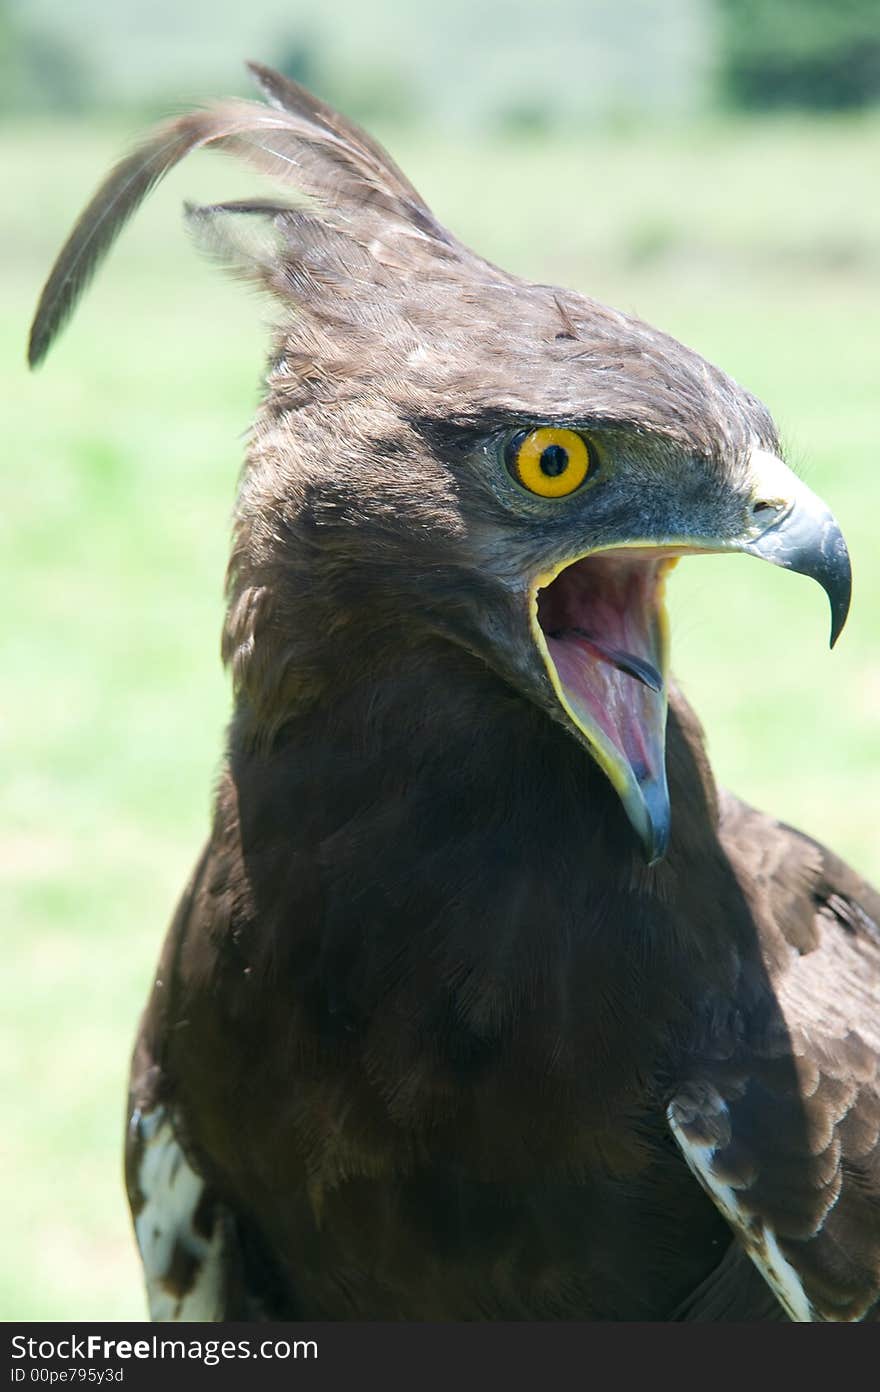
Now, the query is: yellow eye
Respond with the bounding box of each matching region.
[505,426,592,498]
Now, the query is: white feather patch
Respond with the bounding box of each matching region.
[131,1106,226,1321]
[667,1099,814,1323]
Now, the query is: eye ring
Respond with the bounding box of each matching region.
[504,426,592,498]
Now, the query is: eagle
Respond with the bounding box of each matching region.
[29,64,879,1322]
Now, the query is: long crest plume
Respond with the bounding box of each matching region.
[28,62,465,367]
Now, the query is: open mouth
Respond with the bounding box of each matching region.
[530,549,675,860]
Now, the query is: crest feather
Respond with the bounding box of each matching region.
[28,64,459,367]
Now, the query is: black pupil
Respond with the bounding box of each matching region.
[539,444,569,477]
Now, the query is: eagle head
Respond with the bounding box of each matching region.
[28,63,851,862]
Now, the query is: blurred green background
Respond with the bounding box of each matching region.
[2,0,878,1320]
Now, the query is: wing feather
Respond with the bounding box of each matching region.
[669,796,880,1321]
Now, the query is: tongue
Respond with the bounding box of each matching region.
[544,628,663,693]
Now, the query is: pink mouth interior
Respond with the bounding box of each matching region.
[536,553,667,783]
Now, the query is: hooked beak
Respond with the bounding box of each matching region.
[528,449,852,865]
[742,450,852,648]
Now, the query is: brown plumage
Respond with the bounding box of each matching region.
[31,65,878,1320]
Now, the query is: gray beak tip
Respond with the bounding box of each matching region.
[826,537,852,650]
[639,775,671,866]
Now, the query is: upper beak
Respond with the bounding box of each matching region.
[742,450,852,647]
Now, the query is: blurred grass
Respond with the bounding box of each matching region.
[2,112,878,1319]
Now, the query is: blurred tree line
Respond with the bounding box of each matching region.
[1,0,879,121]
[719,0,880,109]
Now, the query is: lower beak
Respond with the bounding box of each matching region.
[530,552,673,865]
[530,451,852,864]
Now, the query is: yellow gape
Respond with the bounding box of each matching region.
[506,427,592,498]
